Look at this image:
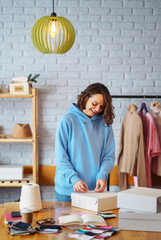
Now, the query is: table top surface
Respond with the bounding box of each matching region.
[0,201,161,240]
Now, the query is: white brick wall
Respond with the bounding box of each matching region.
[0,0,161,203]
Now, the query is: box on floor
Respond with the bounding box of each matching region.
[71,191,117,212]
[117,187,161,213]
[119,208,161,232]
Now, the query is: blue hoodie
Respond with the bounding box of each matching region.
[54,103,115,196]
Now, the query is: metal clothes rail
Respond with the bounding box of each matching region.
[111,95,161,98]
[107,94,161,191]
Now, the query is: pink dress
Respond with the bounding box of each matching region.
[150,102,161,176]
[139,111,161,187]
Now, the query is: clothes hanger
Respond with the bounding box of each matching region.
[140,102,148,113]
[153,102,159,107]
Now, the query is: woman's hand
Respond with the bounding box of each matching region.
[95,179,106,192]
[73,180,88,192]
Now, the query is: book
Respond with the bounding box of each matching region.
[4,212,22,223]
[58,214,107,226]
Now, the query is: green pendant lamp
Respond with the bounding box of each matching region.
[31,0,75,54]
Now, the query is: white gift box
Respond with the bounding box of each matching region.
[119,208,161,232]
[117,187,161,213]
[71,191,117,212]
[0,165,23,180]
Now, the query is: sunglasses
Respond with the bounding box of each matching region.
[36,218,55,225]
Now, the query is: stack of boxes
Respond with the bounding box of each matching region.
[117,187,161,232]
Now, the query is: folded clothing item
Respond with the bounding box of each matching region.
[9,227,35,236]
[8,221,35,236]
[35,224,62,234]
[39,225,62,230]
[12,77,28,83]
[9,221,31,231]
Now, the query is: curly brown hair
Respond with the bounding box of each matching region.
[77,83,115,126]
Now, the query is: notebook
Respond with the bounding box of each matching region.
[4,212,22,223]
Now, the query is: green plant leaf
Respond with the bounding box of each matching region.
[27,73,40,83]
[32,74,40,81]
[28,73,32,80]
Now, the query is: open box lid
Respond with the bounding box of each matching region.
[117,187,161,212]
[71,191,117,202]
[119,208,161,221]
[118,187,161,199]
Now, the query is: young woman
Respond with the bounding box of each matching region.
[54,83,115,201]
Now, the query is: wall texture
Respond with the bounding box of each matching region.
[0,0,161,203]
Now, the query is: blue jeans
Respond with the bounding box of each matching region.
[55,191,71,202]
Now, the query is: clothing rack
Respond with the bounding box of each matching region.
[107,94,161,191]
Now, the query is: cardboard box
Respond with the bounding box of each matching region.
[71,191,117,212]
[119,208,161,232]
[117,187,161,213]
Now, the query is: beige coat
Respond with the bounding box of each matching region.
[117,104,147,190]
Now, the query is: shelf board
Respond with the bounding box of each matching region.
[0,135,33,143]
[0,174,33,187]
[0,92,33,98]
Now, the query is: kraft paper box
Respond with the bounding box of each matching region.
[117,187,161,213]
[119,208,161,232]
[71,191,117,212]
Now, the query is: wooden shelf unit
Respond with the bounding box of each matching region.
[0,88,38,187]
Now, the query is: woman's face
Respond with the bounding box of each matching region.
[83,94,105,117]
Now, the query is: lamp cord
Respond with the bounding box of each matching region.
[51,0,56,17]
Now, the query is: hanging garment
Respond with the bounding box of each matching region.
[133,101,148,186]
[150,102,161,176]
[139,109,161,188]
[140,102,148,113]
[117,104,147,191]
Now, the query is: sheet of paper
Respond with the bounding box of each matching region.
[78,235,94,240]
[90,229,104,234]
[68,233,81,238]
[100,232,112,237]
